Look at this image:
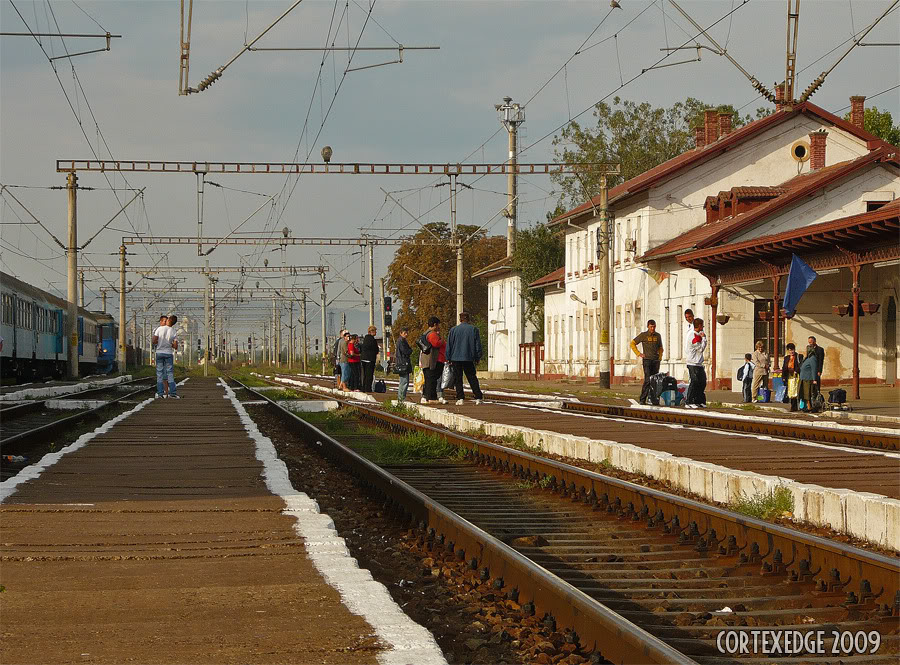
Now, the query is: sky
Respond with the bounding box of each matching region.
[1,0,898,340]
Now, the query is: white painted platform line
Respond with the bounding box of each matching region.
[220,379,446,665]
[0,394,154,503]
[0,374,133,401]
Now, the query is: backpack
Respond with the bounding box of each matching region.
[416,333,432,355]
[736,365,745,381]
[373,379,387,393]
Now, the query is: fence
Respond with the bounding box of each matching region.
[518,342,544,379]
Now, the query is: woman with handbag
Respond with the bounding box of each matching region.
[394,328,413,403]
[781,343,804,412]
[421,317,448,405]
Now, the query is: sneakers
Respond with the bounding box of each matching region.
[438,398,447,405]
[475,399,483,405]
[420,398,428,404]
[455,399,464,405]
[170,395,182,399]
[686,403,697,409]
[155,394,163,399]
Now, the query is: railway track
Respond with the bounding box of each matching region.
[273,372,899,453]
[233,377,900,664]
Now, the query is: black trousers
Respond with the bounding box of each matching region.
[361,361,375,392]
[452,361,483,400]
[686,365,707,405]
[349,363,361,390]
[423,362,444,400]
[639,359,660,404]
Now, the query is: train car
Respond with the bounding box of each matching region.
[94,312,118,374]
[0,271,112,382]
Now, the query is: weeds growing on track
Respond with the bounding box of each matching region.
[359,428,462,464]
[728,485,795,520]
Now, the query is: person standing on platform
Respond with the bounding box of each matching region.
[446,311,484,405]
[685,318,707,408]
[751,340,770,400]
[394,327,413,403]
[153,314,179,399]
[337,331,351,392]
[738,353,755,403]
[806,336,825,396]
[360,326,379,393]
[630,319,663,405]
[798,351,819,412]
[347,334,361,390]
[421,317,448,405]
[152,314,170,397]
[781,343,804,412]
[333,328,347,382]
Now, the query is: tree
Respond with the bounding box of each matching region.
[551,96,770,210]
[386,223,505,338]
[510,222,564,341]
[843,106,900,146]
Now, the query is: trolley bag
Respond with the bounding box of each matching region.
[373,379,387,393]
[774,384,787,403]
[811,393,825,413]
[440,362,454,391]
[828,388,847,404]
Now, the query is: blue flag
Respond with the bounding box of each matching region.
[782,254,817,317]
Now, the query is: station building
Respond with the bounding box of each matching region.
[527,95,899,392]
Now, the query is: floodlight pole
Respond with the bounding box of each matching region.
[450,174,463,319]
[368,243,376,327]
[301,293,308,372]
[320,271,327,365]
[66,172,79,378]
[118,244,127,373]
[497,96,525,257]
[204,269,210,377]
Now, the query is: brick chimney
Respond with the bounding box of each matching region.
[809,130,827,170]
[775,83,785,112]
[850,96,866,130]
[704,109,719,145]
[694,125,706,149]
[718,112,733,138]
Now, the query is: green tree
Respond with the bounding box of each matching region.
[843,106,900,146]
[386,223,505,339]
[510,222,565,341]
[551,96,769,209]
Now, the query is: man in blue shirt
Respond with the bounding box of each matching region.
[446,311,483,405]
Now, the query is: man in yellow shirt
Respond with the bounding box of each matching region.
[630,320,663,405]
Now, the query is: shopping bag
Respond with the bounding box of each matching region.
[787,375,800,399]
[774,385,787,403]
[413,366,425,393]
[440,363,454,391]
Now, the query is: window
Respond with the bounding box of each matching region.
[867,201,889,212]
[753,299,786,357]
[575,236,582,272]
[499,282,505,310]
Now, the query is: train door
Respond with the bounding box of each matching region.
[78,316,84,357]
[55,310,64,354]
[29,300,37,356]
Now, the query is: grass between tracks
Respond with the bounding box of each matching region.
[728,485,795,521]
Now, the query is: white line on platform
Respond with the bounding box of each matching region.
[0,375,132,401]
[220,378,446,665]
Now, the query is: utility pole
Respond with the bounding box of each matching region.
[368,243,375,327]
[210,277,217,364]
[597,173,611,389]
[185,314,191,368]
[204,271,210,377]
[118,244,126,373]
[380,277,389,372]
[79,270,85,308]
[450,174,463,319]
[497,96,525,257]
[272,297,278,367]
[102,290,107,313]
[66,172,79,378]
[301,293,308,372]
[320,271,327,365]
[288,300,294,369]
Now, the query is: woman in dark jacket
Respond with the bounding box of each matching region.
[360,326,379,392]
[394,328,413,402]
[780,343,804,412]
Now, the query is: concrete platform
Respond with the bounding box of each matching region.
[0,377,443,665]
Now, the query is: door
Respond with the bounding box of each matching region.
[886,296,897,385]
[78,316,84,357]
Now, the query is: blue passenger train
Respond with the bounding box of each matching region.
[0,271,118,382]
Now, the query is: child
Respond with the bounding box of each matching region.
[739,353,754,403]
[685,318,707,408]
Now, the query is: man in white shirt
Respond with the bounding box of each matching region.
[152,314,179,399]
[682,308,695,359]
[685,317,707,408]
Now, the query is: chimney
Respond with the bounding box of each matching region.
[775,83,784,112]
[718,112,733,138]
[850,96,866,130]
[694,125,706,149]
[704,109,719,145]
[809,130,827,170]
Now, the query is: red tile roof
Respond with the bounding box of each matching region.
[550,101,890,227]
[528,267,565,289]
[678,200,900,269]
[639,147,897,261]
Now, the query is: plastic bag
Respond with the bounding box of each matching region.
[413,366,425,393]
[787,375,800,398]
[440,363,454,391]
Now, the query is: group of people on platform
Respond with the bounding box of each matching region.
[331,312,484,405]
[630,308,826,412]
